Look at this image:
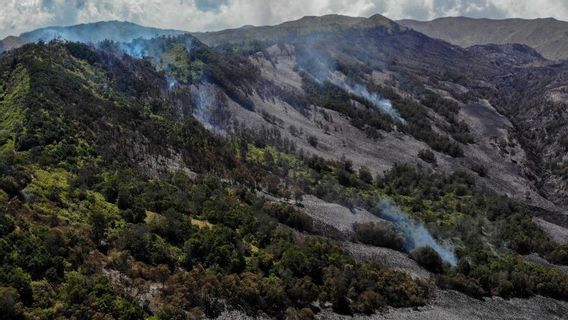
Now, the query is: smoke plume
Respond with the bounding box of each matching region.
[300,46,405,123]
[379,201,457,266]
[330,77,405,123]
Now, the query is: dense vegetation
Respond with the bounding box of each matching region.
[0,42,431,319]
[99,34,261,111]
[376,165,568,298]
[243,142,568,302]
[2,33,568,320]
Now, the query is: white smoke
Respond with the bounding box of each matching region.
[300,47,405,123]
[191,84,227,134]
[380,201,457,266]
[118,41,147,58]
[166,75,178,89]
[114,35,194,91]
[330,77,405,123]
[194,86,212,128]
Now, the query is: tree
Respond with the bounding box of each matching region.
[263,174,281,195]
[418,149,436,164]
[0,287,23,320]
[307,136,318,148]
[293,186,304,205]
[183,226,245,273]
[353,222,404,251]
[118,225,173,265]
[358,166,373,184]
[411,247,444,273]
[90,210,109,246]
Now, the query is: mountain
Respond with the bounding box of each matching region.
[399,17,568,60]
[194,14,402,46]
[195,14,556,210]
[0,20,186,53]
[2,14,568,319]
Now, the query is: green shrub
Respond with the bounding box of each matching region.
[437,274,485,298]
[411,247,444,273]
[470,163,488,177]
[307,136,318,148]
[263,203,313,232]
[353,222,404,251]
[358,166,374,184]
[183,226,245,273]
[156,305,187,320]
[418,149,436,164]
[0,287,23,320]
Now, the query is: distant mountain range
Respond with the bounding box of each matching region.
[0,20,185,52]
[399,17,568,60]
[193,14,401,46]
[5,16,568,61]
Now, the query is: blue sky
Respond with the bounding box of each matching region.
[2,0,568,38]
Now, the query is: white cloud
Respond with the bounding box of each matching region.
[1,0,568,39]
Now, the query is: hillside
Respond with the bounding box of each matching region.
[0,21,185,53]
[2,14,568,319]
[194,14,402,46]
[399,17,568,60]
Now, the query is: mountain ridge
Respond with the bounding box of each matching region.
[193,13,402,46]
[399,16,568,60]
[0,20,186,53]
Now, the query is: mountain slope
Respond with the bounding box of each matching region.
[399,17,568,60]
[0,21,186,53]
[192,14,558,211]
[194,14,403,47]
[0,40,438,319]
[3,14,568,319]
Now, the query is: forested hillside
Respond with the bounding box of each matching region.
[1,14,568,320]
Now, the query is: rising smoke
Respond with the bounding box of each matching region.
[193,85,214,130]
[330,77,405,123]
[379,201,457,266]
[301,45,405,123]
[17,22,184,49]
[118,41,148,58]
[114,35,194,92]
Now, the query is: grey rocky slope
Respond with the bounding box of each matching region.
[214,289,568,320]
[316,289,568,320]
[399,17,568,60]
[189,14,568,239]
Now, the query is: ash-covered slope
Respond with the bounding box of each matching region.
[399,17,568,60]
[189,14,560,212]
[488,58,568,208]
[192,14,568,246]
[0,20,186,53]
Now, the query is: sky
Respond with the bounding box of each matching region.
[2,0,568,38]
